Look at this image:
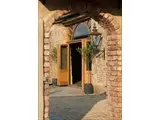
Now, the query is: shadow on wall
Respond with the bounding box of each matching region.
[49,93,106,120]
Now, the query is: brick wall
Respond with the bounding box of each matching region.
[99,13,122,120]
[42,10,68,120]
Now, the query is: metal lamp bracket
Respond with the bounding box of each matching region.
[95,48,105,60]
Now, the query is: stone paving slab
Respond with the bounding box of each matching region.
[49,90,106,120]
[82,99,108,120]
[49,86,83,97]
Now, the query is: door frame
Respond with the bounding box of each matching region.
[68,38,91,90]
[68,40,82,87]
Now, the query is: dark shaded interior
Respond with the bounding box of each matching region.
[70,42,82,85]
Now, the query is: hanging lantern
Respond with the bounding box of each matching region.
[89,23,105,60]
[89,23,102,48]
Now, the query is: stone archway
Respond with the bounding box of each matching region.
[43,10,121,120]
[99,13,122,120]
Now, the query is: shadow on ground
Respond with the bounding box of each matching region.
[49,93,106,120]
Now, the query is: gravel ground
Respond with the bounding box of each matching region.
[49,86,106,120]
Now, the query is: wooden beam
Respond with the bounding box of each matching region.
[64,16,90,26]
[58,12,80,20]
[62,13,89,24]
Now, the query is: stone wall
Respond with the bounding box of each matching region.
[91,19,108,94]
[42,11,68,120]
[49,24,71,79]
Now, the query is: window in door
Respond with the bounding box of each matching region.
[86,42,92,71]
[60,45,67,69]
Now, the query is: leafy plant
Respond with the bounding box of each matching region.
[51,47,57,62]
[76,43,94,61]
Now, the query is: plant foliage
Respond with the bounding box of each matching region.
[76,43,94,61]
[51,47,57,62]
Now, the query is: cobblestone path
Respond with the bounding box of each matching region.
[49,86,106,120]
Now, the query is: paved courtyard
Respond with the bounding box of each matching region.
[49,86,106,120]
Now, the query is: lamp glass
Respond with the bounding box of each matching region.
[92,35,101,48]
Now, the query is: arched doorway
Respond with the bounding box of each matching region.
[43,10,121,120]
[56,17,92,89]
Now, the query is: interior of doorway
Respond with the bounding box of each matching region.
[70,42,82,87]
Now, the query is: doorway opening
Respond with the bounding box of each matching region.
[70,42,82,87]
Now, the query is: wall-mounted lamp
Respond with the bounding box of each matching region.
[89,23,105,59]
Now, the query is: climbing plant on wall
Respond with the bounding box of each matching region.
[51,47,57,63]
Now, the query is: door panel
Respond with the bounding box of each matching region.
[57,44,69,85]
[83,39,92,84]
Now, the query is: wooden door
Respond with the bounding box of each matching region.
[83,40,92,84]
[57,44,70,85]
[81,39,92,89]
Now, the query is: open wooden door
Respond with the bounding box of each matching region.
[57,44,70,86]
[82,39,92,85]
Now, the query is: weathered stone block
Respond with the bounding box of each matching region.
[44,38,49,43]
[44,89,49,96]
[107,35,117,41]
[110,66,117,70]
[118,56,122,60]
[44,73,49,77]
[107,46,118,50]
[108,91,122,97]
[118,61,122,65]
[45,99,49,106]
[104,13,109,19]
[111,71,117,76]
[117,50,121,55]
[112,107,122,113]
[45,32,50,38]
[44,83,49,88]
[44,26,50,32]
[107,51,117,56]
[44,96,49,101]
[111,112,122,118]
[44,51,50,55]
[44,107,49,113]
[107,56,119,60]
[44,67,50,73]
[108,41,117,45]
[109,96,122,103]
[106,15,114,23]
[44,62,50,67]
[44,113,49,119]
[110,81,121,87]
[44,56,49,61]
[109,77,121,82]
[117,66,122,71]
[44,44,50,50]
[108,100,122,107]
[107,85,122,92]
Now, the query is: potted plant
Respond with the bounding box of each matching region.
[76,43,95,94]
